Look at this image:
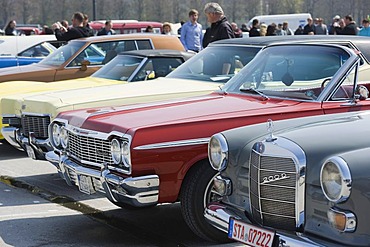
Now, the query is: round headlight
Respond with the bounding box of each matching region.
[208,133,228,171]
[111,139,122,164]
[121,141,131,167]
[60,126,69,149]
[320,157,352,203]
[52,123,61,147]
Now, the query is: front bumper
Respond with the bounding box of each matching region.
[45,151,159,207]
[205,202,342,247]
[2,126,51,159]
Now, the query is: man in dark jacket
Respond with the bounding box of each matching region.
[342,15,358,35]
[202,2,234,48]
[249,19,261,37]
[97,20,116,36]
[52,12,90,41]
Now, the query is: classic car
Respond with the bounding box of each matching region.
[44,42,370,242]
[1,37,261,154]
[0,33,185,82]
[0,35,59,68]
[205,109,370,246]
[89,20,163,34]
[0,49,194,141]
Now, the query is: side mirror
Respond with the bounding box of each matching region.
[146,70,156,80]
[80,60,90,71]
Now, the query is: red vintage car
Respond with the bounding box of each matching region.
[89,20,163,34]
[46,42,370,242]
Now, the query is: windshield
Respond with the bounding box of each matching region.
[92,55,185,82]
[40,41,85,66]
[223,45,351,100]
[166,45,261,83]
[92,55,143,80]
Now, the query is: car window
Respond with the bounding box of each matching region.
[92,55,143,80]
[224,45,351,100]
[131,57,184,81]
[136,40,153,50]
[18,43,51,57]
[167,46,260,83]
[68,43,106,67]
[40,41,85,66]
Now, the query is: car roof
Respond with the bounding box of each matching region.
[117,49,194,59]
[211,35,370,62]
[70,33,176,42]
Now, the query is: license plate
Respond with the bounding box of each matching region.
[228,218,275,247]
[25,145,36,160]
[77,174,95,194]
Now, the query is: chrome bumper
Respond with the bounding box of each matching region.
[205,202,331,247]
[1,126,51,160]
[45,151,159,207]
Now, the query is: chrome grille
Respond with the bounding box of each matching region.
[67,131,114,166]
[2,116,21,126]
[21,115,51,138]
[249,149,297,230]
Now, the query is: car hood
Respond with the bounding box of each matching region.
[0,76,122,117]
[59,92,301,136]
[274,111,370,185]
[10,77,221,118]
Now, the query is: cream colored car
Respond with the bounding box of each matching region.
[0,49,192,140]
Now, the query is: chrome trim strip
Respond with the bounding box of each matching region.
[134,137,210,150]
[21,112,51,117]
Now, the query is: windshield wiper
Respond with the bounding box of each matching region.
[240,87,269,100]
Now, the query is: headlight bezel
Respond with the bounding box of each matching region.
[208,133,229,171]
[320,156,352,203]
[121,140,131,168]
[51,123,62,147]
[111,138,122,164]
[60,126,69,149]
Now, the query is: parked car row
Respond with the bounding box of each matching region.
[2,34,370,246]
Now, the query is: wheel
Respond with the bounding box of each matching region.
[180,160,229,243]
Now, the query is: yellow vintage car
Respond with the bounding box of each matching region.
[1,41,259,159]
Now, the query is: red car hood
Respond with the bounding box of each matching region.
[59,92,303,135]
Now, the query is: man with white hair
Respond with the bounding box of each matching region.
[202,2,234,48]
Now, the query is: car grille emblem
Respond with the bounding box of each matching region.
[262,173,290,184]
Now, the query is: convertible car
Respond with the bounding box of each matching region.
[206,110,370,246]
[0,35,59,68]
[0,33,185,82]
[44,43,370,242]
[0,49,193,141]
[1,39,258,154]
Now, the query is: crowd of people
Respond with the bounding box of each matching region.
[2,2,370,49]
[244,14,370,37]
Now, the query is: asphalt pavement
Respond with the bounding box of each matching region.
[0,142,240,246]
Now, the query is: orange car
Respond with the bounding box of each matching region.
[0,33,184,82]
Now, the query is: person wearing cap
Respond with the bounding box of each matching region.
[358,19,370,36]
[202,2,234,48]
[329,15,341,35]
